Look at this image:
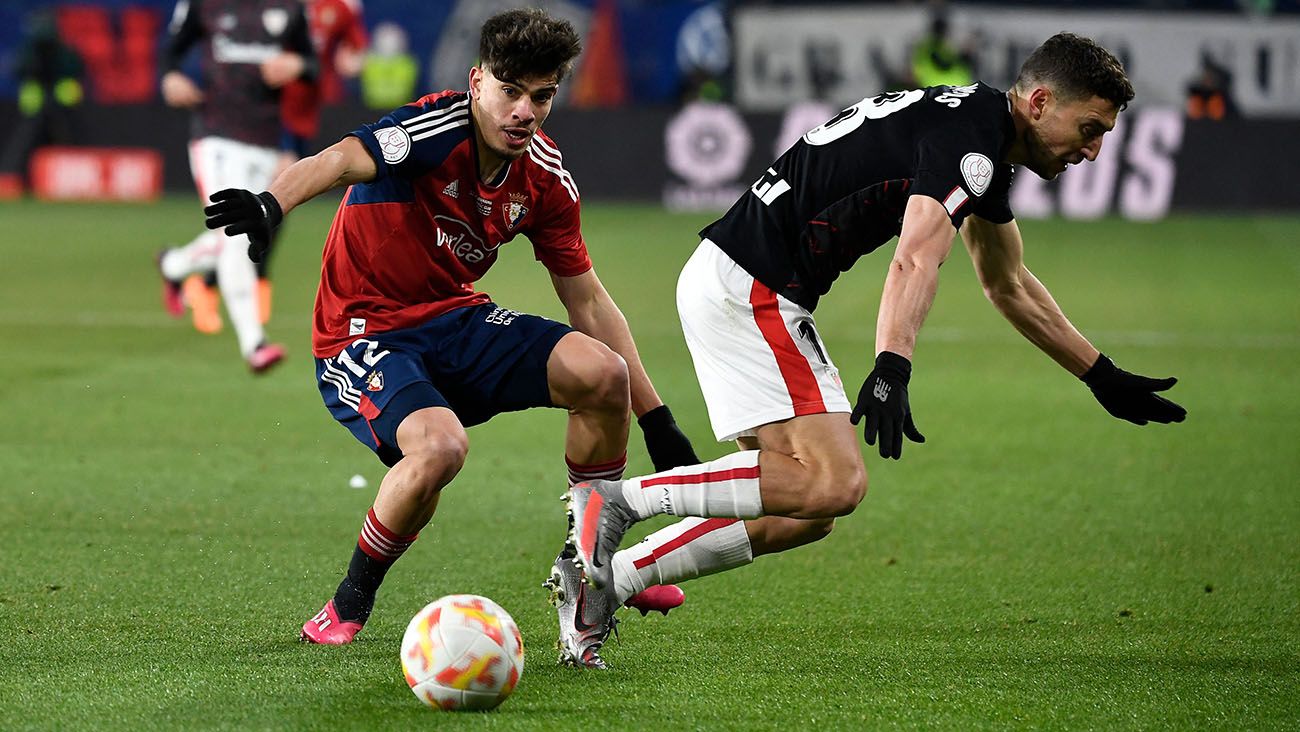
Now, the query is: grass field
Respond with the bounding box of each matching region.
[2,197,1298,730]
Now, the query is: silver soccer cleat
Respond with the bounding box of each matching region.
[565,480,636,591]
[544,554,618,669]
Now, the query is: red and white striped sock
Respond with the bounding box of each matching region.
[358,507,418,562]
[621,451,763,520]
[566,453,627,489]
[612,518,753,604]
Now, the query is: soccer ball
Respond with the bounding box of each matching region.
[400,594,525,711]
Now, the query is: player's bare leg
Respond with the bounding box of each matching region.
[569,412,865,589]
[543,332,684,666]
[302,407,468,644]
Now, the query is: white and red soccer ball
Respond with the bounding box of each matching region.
[400,594,525,711]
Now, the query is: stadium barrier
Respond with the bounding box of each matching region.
[0,101,1294,215]
[29,146,162,202]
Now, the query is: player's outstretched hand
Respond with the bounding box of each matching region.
[851,351,925,460]
[638,404,700,471]
[1081,353,1187,426]
[203,189,283,263]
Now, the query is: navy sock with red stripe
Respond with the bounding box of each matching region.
[331,508,417,624]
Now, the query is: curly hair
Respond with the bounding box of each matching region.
[479,8,583,83]
[1014,33,1135,110]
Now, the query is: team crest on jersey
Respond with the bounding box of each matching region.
[365,370,384,392]
[960,153,994,196]
[262,8,289,36]
[442,180,460,199]
[504,193,529,230]
[373,126,411,164]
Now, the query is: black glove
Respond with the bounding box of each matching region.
[638,404,700,471]
[1081,353,1187,425]
[851,351,925,460]
[203,189,283,263]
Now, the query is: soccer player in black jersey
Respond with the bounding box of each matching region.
[564,34,1188,630]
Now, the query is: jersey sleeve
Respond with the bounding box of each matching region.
[970,163,1016,224]
[528,188,591,277]
[350,94,470,180]
[911,120,1006,228]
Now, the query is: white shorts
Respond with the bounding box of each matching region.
[676,239,851,442]
[188,135,279,201]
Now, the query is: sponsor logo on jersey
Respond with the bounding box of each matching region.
[476,196,493,217]
[262,8,289,36]
[504,192,529,230]
[373,126,411,164]
[960,153,994,196]
[349,317,366,335]
[442,180,460,199]
[365,370,384,392]
[432,215,502,264]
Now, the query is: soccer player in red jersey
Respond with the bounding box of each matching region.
[203,9,696,668]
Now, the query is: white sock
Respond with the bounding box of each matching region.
[215,232,265,357]
[161,230,220,280]
[620,451,763,520]
[612,518,753,605]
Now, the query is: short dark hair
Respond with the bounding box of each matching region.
[479,8,583,84]
[1014,33,1135,110]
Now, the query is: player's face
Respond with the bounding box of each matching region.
[1024,92,1118,179]
[469,66,558,162]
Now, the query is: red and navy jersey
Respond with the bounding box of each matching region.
[312,90,589,357]
[281,0,368,140]
[702,82,1016,312]
[165,0,315,148]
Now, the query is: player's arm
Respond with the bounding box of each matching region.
[851,194,953,459]
[203,136,376,260]
[261,5,318,88]
[961,214,1186,425]
[960,214,1097,374]
[161,0,205,107]
[551,269,699,470]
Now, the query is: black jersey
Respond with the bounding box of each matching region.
[702,82,1018,312]
[165,0,314,148]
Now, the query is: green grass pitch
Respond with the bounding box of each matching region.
[1,197,1297,730]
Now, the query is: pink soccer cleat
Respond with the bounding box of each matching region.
[300,599,364,645]
[624,584,685,617]
[248,342,286,374]
[155,249,184,318]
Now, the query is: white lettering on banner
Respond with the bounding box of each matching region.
[1121,108,1185,221]
[734,6,1300,115]
[1060,117,1126,221]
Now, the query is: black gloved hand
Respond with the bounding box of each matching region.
[1081,353,1187,425]
[638,404,700,471]
[203,189,283,263]
[850,351,925,460]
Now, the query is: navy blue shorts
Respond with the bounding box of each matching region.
[315,303,572,466]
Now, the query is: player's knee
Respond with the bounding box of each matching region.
[808,459,866,517]
[404,431,469,489]
[577,348,629,412]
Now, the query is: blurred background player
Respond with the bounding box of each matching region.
[203,8,698,667]
[182,0,368,333]
[154,0,316,372]
[565,34,1188,639]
